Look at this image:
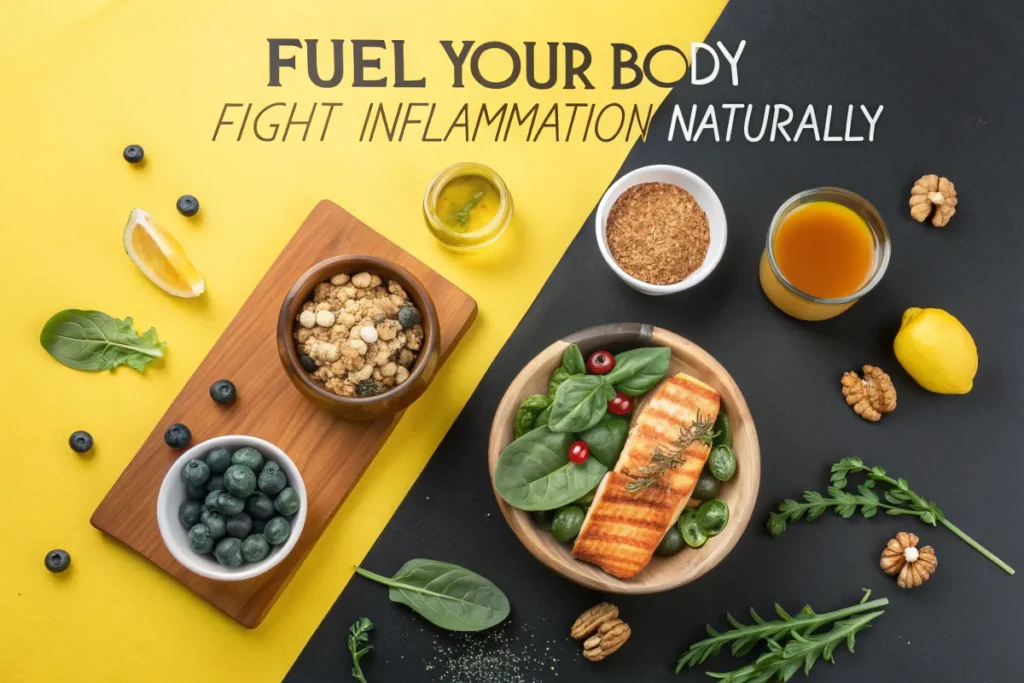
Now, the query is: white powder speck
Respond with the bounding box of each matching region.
[424,622,568,682]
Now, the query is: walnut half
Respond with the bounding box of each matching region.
[881,531,937,589]
[909,174,957,227]
[841,365,897,422]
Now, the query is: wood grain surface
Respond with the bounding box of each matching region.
[487,324,760,594]
[91,200,477,628]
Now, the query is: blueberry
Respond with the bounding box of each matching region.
[164,423,192,449]
[179,501,203,528]
[246,493,276,520]
[397,305,421,329]
[213,537,243,567]
[205,474,225,493]
[263,516,292,546]
[176,194,200,217]
[188,524,214,554]
[223,464,257,498]
[258,462,287,497]
[231,447,264,471]
[274,487,300,516]
[69,430,93,454]
[181,459,210,488]
[204,446,231,474]
[122,144,144,164]
[44,549,71,573]
[186,484,207,501]
[213,491,245,516]
[209,379,236,405]
[241,534,271,563]
[298,353,318,373]
[251,519,266,534]
[201,510,227,539]
[203,489,222,511]
[225,512,252,539]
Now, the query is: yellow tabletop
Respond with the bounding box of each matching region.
[0,2,724,680]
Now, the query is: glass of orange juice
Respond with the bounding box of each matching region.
[759,187,890,321]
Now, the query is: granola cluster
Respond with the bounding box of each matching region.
[294,271,424,398]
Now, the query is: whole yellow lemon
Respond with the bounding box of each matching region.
[893,307,978,394]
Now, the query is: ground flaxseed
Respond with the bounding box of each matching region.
[605,182,710,285]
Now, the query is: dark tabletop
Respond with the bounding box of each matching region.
[287,0,1024,680]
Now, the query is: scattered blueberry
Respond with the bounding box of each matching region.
[69,430,93,454]
[164,423,192,449]
[44,549,71,573]
[298,354,318,373]
[123,144,144,164]
[397,305,421,329]
[176,194,200,217]
[209,379,237,405]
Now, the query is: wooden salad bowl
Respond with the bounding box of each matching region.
[487,323,760,594]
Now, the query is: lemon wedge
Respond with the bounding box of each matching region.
[123,208,205,297]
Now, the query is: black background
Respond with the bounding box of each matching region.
[287,0,1024,680]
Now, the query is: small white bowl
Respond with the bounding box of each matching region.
[595,164,727,295]
[156,435,307,582]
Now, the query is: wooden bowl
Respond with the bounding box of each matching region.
[487,323,760,593]
[277,255,440,421]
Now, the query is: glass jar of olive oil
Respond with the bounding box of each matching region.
[423,162,513,252]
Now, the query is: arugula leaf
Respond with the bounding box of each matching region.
[348,617,374,683]
[40,309,166,372]
[354,559,510,632]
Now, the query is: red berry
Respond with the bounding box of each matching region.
[568,440,590,464]
[586,350,615,375]
[607,391,634,416]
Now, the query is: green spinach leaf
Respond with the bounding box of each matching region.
[548,375,615,433]
[494,426,607,510]
[354,559,509,632]
[605,347,671,396]
[579,414,630,469]
[534,404,553,429]
[513,394,552,439]
[547,366,575,399]
[39,309,166,372]
[562,343,586,376]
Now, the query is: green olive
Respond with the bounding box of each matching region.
[550,506,586,543]
[654,524,685,556]
[696,499,730,537]
[707,445,737,482]
[692,469,721,500]
[573,488,597,507]
[677,509,707,548]
[532,510,554,532]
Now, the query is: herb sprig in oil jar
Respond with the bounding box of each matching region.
[423,162,513,252]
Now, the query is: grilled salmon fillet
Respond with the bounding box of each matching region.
[572,372,721,579]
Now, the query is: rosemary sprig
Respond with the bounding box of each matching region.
[704,608,886,683]
[768,457,1015,575]
[676,590,888,673]
[348,617,374,683]
[626,411,716,493]
[454,191,484,226]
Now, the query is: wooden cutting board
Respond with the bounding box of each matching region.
[91,200,477,628]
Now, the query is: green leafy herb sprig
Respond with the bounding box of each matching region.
[676,590,888,681]
[348,617,374,683]
[768,457,1015,575]
[627,410,716,493]
[453,191,484,226]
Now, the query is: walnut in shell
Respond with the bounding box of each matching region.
[880,531,937,589]
[909,174,957,227]
[582,618,631,662]
[841,365,897,422]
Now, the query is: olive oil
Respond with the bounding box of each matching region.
[773,201,875,299]
[436,175,500,232]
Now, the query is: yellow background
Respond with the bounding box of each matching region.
[0,2,724,680]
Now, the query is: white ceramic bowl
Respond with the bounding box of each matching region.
[156,435,307,581]
[595,164,727,295]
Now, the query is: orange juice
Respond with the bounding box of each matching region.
[773,201,874,299]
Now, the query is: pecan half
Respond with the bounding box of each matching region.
[583,618,632,662]
[571,602,619,640]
